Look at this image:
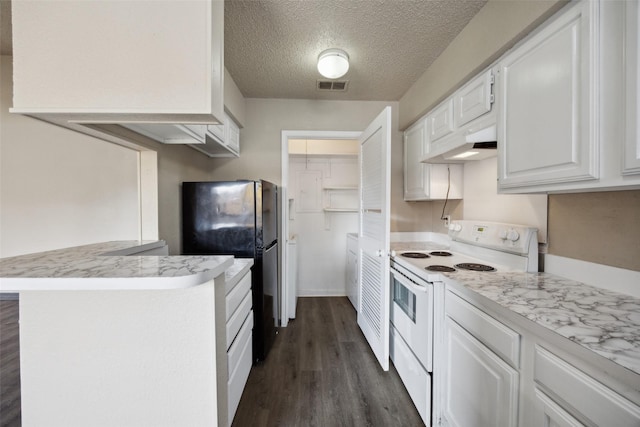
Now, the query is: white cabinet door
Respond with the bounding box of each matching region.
[625,0,640,175]
[454,69,494,128]
[442,317,519,427]
[403,118,464,201]
[427,99,455,147]
[404,118,429,200]
[498,0,599,190]
[358,107,392,371]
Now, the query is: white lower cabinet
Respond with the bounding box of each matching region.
[437,288,640,427]
[218,268,253,427]
[442,317,519,427]
[346,234,358,310]
[532,346,640,426]
[390,326,431,425]
[227,311,254,423]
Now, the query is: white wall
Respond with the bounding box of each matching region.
[462,157,548,243]
[289,156,358,296]
[0,56,140,257]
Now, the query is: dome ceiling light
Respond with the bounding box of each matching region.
[317,48,350,79]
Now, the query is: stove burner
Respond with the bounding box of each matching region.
[455,263,496,272]
[425,265,456,272]
[429,251,452,257]
[400,252,430,259]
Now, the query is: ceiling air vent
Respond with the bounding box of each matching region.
[317,80,349,92]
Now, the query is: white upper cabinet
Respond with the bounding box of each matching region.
[497,0,640,193]
[454,70,494,128]
[420,67,496,164]
[191,112,241,158]
[11,0,224,149]
[625,0,640,176]
[427,99,455,148]
[498,0,598,190]
[404,118,463,201]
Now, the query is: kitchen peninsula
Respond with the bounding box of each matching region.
[0,241,251,427]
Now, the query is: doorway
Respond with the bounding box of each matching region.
[280,131,361,326]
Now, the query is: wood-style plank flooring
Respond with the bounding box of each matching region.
[0,299,21,427]
[232,297,423,427]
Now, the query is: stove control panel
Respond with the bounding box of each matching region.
[449,220,537,256]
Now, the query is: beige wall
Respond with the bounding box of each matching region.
[399,0,566,130]
[207,98,435,232]
[548,191,640,271]
[463,158,548,243]
[0,56,140,257]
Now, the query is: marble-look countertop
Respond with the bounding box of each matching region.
[443,269,640,376]
[0,241,234,291]
[391,240,640,377]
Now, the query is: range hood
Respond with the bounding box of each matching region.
[422,125,497,164]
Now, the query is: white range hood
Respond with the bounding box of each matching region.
[422,125,497,164]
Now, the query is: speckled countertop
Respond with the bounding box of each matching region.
[0,241,234,291]
[391,240,640,377]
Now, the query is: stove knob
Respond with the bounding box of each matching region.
[507,230,520,241]
[454,224,462,232]
[498,229,508,240]
[448,224,456,231]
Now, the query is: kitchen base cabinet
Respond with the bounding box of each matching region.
[441,317,519,427]
[439,287,640,427]
[216,263,254,427]
[346,233,359,310]
[532,346,640,426]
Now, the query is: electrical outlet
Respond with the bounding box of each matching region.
[443,215,451,228]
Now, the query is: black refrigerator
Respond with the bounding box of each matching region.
[182,180,278,362]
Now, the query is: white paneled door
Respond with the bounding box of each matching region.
[358,107,392,371]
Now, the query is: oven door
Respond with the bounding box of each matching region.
[390,267,434,372]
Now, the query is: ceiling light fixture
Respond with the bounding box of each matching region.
[317,48,349,79]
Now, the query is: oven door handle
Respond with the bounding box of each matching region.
[393,271,429,294]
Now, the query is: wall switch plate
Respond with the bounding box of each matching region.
[443,215,451,228]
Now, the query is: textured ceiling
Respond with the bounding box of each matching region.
[225,0,487,101]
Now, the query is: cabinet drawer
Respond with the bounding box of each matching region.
[228,311,253,379]
[446,291,520,368]
[226,292,252,350]
[534,346,640,426]
[390,326,431,425]
[227,315,253,426]
[226,273,251,321]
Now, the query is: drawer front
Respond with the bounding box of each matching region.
[534,346,640,426]
[226,292,252,350]
[535,388,584,427]
[446,291,520,368]
[226,273,251,321]
[390,326,431,425]
[228,311,254,379]
[227,318,253,426]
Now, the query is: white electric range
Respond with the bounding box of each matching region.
[389,220,538,426]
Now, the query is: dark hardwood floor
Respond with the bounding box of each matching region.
[0,299,21,427]
[232,297,423,427]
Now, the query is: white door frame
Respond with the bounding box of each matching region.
[280,130,361,326]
